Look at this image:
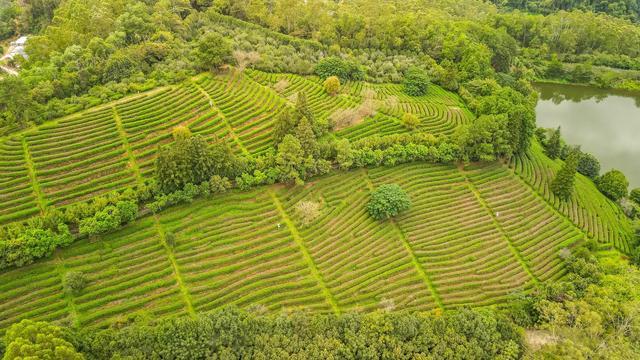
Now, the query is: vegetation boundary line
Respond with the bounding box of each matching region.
[505,163,592,247]
[54,256,80,329]
[362,171,444,310]
[153,216,196,317]
[459,168,539,284]
[21,135,47,213]
[112,106,143,185]
[190,79,250,156]
[268,189,341,314]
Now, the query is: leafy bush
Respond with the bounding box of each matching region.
[79,201,139,237]
[63,271,88,295]
[596,170,629,201]
[315,57,364,81]
[0,224,73,270]
[403,67,430,96]
[576,152,600,179]
[323,76,340,95]
[402,113,420,129]
[3,320,82,360]
[367,184,411,220]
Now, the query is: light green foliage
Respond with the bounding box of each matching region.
[78,201,138,236]
[597,170,629,201]
[551,150,579,200]
[367,184,411,220]
[172,125,192,142]
[335,138,353,170]
[63,271,87,295]
[272,108,296,146]
[401,112,420,129]
[3,319,83,360]
[0,224,72,269]
[403,67,430,96]
[323,76,340,95]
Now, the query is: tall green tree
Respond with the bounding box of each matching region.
[194,32,232,72]
[551,150,579,200]
[545,127,562,159]
[596,170,629,201]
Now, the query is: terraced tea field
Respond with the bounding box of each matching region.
[0,162,589,331]
[510,141,635,252]
[0,70,472,225]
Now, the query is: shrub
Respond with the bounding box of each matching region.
[295,201,320,225]
[210,175,232,193]
[367,184,411,220]
[172,126,192,142]
[545,127,562,159]
[576,152,600,179]
[402,113,420,129]
[596,170,629,201]
[403,67,430,96]
[79,201,139,237]
[323,76,340,95]
[0,224,73,269]
[315,57,363,80]
[630,188,640,205]
[63,271,88,295]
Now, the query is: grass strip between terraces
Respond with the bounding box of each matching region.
[362,171,445,310]
[191,79,250,156]
[54,255,79,328]
[268,189,340,314]
[112,106,143,186]
[153,216,195,317]
[21,135,46,213]
[459,167,539,285]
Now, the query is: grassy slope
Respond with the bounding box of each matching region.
[0,69,633,333]
[0,161,592,332]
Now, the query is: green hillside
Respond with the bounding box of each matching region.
[0,161,592,331]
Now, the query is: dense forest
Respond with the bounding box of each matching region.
[1,0,640,359]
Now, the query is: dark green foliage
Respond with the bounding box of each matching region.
[455,114,512,161]
[276,134,307,185]
[551,150,579,200]
[63,271,87,295]
[367,184,411,220]
[77,307,522,359]
[293,117,319,157]
[335,138,353,170]
[596,170,629,201]
[155,134,237,194]
[314,56,364,81]
[194,32,232,72]
[546,54,565,78]
[403,67,430,96]
[545,127,562,159]
[3,320,82,360]
[0,223,72,269]
[272,108,297,146]
[576,152,601,179]
[631,188,640,205]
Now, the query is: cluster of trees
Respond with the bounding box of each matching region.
[367,184,411,220]
[492,0,640,23]
[1,307,522,359]
[506,241,640,358]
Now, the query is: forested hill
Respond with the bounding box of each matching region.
[490,0,640,23]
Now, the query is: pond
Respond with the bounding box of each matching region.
[534,82,640,189]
